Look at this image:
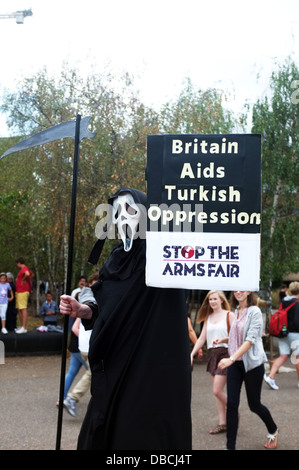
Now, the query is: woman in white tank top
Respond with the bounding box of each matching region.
[191,290,234,434]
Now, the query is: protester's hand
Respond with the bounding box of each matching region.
[60,294,92,319]
[59,295,79,317]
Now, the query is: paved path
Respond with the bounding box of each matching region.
[191,358,298,451]
[0,354,298,450]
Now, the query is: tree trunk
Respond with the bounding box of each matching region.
[33,252,40,317]
[268,180,281,361]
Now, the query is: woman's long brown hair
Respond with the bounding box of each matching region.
[197,290,230,324]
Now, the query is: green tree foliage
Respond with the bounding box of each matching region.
[252,59,299,285]
[159,78,246,134]
[0,136,37,270]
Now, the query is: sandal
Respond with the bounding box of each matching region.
[209,424,227,434]
[264,429,279,449]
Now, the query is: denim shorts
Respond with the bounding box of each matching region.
[278,332,299,355]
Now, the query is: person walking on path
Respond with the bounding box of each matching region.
[64,273,98,417]
[63,318,92,417]
[191,290,234,435]
[56,317,89,408]
[217,291,279,450]
[264,281,299,390]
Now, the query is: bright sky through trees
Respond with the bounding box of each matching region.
[1,0,299,136]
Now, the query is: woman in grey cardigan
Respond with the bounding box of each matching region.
[216,291,278,450]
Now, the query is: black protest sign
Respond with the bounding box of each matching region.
[145,134,261,291]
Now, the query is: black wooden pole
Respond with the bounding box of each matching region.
[56,114,81,450]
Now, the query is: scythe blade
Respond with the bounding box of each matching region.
[0,116,96,160]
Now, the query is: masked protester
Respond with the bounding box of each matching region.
[60,188,192,450]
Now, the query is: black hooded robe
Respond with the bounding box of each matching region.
[77,189,192,450]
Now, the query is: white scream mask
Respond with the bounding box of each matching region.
[112,193,141,251]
